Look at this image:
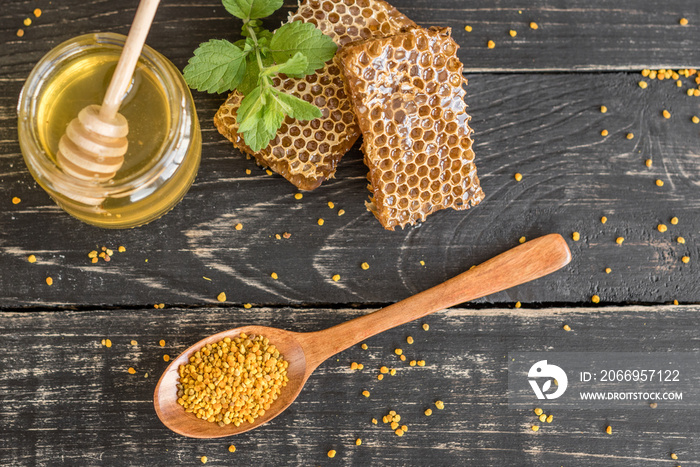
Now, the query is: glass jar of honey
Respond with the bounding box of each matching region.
[18,33,201,228]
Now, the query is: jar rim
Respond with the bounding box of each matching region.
[18,32,186,199]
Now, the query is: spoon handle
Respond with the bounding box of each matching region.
[301,233,571,369]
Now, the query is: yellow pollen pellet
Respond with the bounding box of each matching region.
[390,368,397,375]
[271,272,278,279]
[32,8,41,17]
[688,89,694,96]
[407,336,414,344]
[128,367,136,374]
[217,292,226,302]
[395,348,402,355]
[677,79,683,87]
[245,169,251,174]
[680,18,688,25]
[671,453,678,460]
[530,22,538,29]
[328,201,334,209]
[420,260,425,266]
[642,69,650,77]
[163,355,170,362]
[605,267,612,274]
[600,105,608,113]
[464,25,472,32]
[417,360,425,366]
[670,217,678,225]
[46,277,53,286]
[546,414,553,423]
[400,355,406,361]
[435,400,444,410]
[422,323,429,331]
[638,81,648,89]
[645,159,652,168]
[605,425,612,434]
[317,218,325,226]
[626,133,634,139]
[361,343,368,350]
[410,360,416,366]
[332,274,340,282]
[657,224,668,233]
[377,374,383,380]
[131,340,137,346]
[395,428,404,436]
[662,110,671,119]
[327,450,336,458]
[572,232,580,241]
[12,197,21,204]
[616,237,624,245]
[372,418,377,424]
[534,407,543,416]
[515,301,522,308]
[487,40,495,49]
[531,425,539,432]
[601,129,608,136]
[338,209,345,216]
[519,236,526,244]
[244,303,252,309]
[24,18,32,26]
[514,172,523,181]
[677,237,685,244]
[294,193,303,200]
[362,390,370,397]
[656,179,664,187]
[355,438,362,446]
[539,414,546,422]
[380,366,389,374]
[266,170,273,176]
[105,339,112,348]
[17,29,24,37]
[509,30,517,37]
[28,254,37,263]
[228,445,236,453]
[351,362,358,370]
[692,116,700,124]
[235,223,242,230]
[563,324,572,331]
[682,256,690,264]
[200,456,207,464]
[118,246,126,253]
[592,295,600,303]
[361,262,370,270]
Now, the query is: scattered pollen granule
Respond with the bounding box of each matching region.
[671,453,678,460]
[605,267,612,274]
[422,323,429,331]
[682,256,690,264]
[45,277,53,286]
[464,25,472,32]
[692,116,700,124]
[327,450,336,458]
[377,374,384,380]
[275,234,281,239]
[509,30,517,37]
[656,179,664,187]
[390,368,397,375]
[519,236,526,244]
[244,303,252,309]
[332,274,340,282]
[357,363,364,370]
[531,425,540,432]
[657,224,668,233]
[601,129,608,136]
[355,438,362,446]
[572,232,580,241]
[394,348,403,355]
[671,217,679,225]
[410,360,416,366]
[118,246,126,253]
[380,366,389,374]
[563,324,572,331]
[680,18,688,25]
[662,110,671,119]
[677,237,686,244]
[17,29,24,37]
[417,360,426,366]
[530,22,538,29]
[217,292,226,302]
[228,445,236,453]
[420,260,425,266]
[514,172,523,182]
[12,197,21,204]
[400,355,406,361]
[159,339,166,347]
[361,343,368,350]
[645,159,652,168]
[271,272,278,279]
[338,209,345,216]
[515,301,522,308]
[425,408,432,416]
[104,339,112,348]
[245,169,251,175]
[235,223,243,231]
[361,262,370,270]
[294,193,303,200]
[372,418,378,424]
[351,362,358,370]
[638,81,648,89]
[534,408,543,416]
[128,367,136,374]
[546,414,553,423]
[131,340,138,346]
[435,400,445,410]
[539,414,546,422]
[605,425,612,434]
[601,216,608,224]
[487,40,495,48]
[34,9,42,18]
[649,402,658,408]
[23,18,32,26]
[200,456,207,464]
[600,105,608,113]
[317,218,325,226]
[626,133,635,139]
[163,355,170,362]
[327,201,335,209]
[27,254,37,263]
[266,170,273,176]
[616,237,624,245]
[591,295,601,303]
[407,336,414,344]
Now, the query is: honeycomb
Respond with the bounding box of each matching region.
[214,0,416,190]
[337,27,485,230]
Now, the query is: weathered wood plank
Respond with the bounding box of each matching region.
[1,0,699,74]
[2,71,699,307]
[1,305,699,465]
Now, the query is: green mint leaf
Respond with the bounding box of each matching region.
[269,21,338,75]
[237,86,267,130]
[271,89,322,121]
[262,52,309,78]
[262,96,285,140]
[237,50,273,95]
[222,0,283,20]
[183,39,248,93]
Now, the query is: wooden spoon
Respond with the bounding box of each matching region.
[154,233,571,438]
[56,0,160,204]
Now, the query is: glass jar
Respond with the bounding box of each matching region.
[18,33,201,228]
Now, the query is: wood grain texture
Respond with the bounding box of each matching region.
[2,72,699,307]
[2,305,700,466]
[1,0,699,74]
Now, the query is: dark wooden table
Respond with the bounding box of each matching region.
[2,0,700,465]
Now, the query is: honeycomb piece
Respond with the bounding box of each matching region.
[338,27,485,230]
[214,0,416,190]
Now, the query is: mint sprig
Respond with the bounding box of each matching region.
[183,0,337,152]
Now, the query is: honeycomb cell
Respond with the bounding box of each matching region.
[214,0,416,190]
[338,27,484,229]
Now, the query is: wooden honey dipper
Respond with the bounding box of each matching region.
[56,0,160,202]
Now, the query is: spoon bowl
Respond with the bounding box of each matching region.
[154,233,572,438]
